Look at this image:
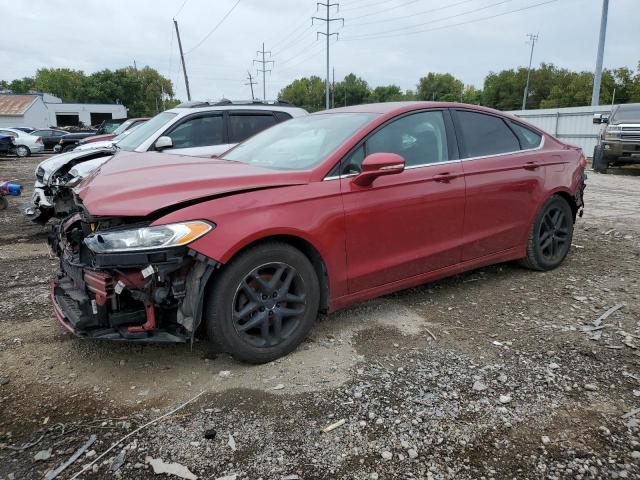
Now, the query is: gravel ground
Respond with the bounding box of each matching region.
[1,154,640,480]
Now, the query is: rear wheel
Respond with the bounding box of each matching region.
[204,242,320,363]
[592,145,608,173]
[519,195,574,271]
[15,145,30,157]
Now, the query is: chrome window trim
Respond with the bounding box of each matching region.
[460,133,545,162]
[323,158,462,181]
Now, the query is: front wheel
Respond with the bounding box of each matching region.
[519,195,574,271]
[592,145,608,173]
[204,242,320,364]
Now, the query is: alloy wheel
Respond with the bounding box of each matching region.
[15,146,28,157]
[538,206,570,262]
[232,262,307,348]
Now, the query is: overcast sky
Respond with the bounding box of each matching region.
[1,0,638,102]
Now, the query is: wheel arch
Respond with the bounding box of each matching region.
[210,233,330,312]
[548,188,578,221]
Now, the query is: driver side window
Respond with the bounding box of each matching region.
[167,114,223,149]
[341,110,449,174]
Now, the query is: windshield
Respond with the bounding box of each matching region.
[112,120,134,136]
[223,112,378,170]
[612,104,640,124]
[116,112,177,151]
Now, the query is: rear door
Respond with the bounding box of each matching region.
[340,109,466,293]
[223,110,279,155]
[452,109,546,260]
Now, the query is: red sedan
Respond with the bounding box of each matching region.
[50,102,586,363]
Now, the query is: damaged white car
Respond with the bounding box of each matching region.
[25,100,307,224]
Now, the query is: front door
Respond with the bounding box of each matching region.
[340,110,466,293]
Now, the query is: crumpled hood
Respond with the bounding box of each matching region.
[75,151,309,217]
[36,147,115,183]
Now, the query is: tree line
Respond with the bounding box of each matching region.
[278,62,640,112]
[0,67,180,117]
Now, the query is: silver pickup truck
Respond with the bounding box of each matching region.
[592,103,640,173]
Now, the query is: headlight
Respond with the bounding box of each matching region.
[84,221,214,253]
[605,125,621,139]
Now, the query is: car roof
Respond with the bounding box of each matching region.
[165,102,307,116]
[325,101,516,117]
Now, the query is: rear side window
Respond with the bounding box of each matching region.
[228,114,277,143]
[456,110,520,157]
[273,111,293,123]
[168,114,223,148]
[509,121,542,149]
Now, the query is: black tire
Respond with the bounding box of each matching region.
[62,145,75,153]
[592,145,608,173]
[0,196,8,211]
[204,242,320,364]
[519,195,574,271]
[15,145,30,158]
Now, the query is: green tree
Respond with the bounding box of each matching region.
[334,73,370,107]
[367,85,403,103]
[416,73,464,102]
[8,76,36,94]
[278,76,326,112]
[33,68,87,102]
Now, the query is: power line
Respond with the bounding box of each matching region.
[313,2,344,110]
[346,0,478,27]
[174,0,189,18]
[254,42,274,100]
[342,0,559,41]
[347,0,422,20]
[522,33,539,109]
[269,15,314,51]
[341,0,393,12]
[185,0,242,55]
[272,23,315,56]
[344,0,513,39]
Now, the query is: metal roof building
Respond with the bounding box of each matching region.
[0,93,127,129]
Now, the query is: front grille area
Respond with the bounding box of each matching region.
[36,166,45,183]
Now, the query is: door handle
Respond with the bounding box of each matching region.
[434,172,455,183]
[524,161,539,170]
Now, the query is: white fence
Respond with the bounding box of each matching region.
[507,104,632,156]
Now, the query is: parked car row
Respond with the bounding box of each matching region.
[0,127,45,157]
[23,100,586,364]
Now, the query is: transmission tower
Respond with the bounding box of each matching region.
[245,71,257,100]
[313,2,343,110]
[253,42,274,100]
[521,33,539,110]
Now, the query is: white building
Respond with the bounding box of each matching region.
[0,93,127,129]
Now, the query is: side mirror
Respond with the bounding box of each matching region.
[352,152,405,187]
[593,114,608,125]
[154,136,173,150]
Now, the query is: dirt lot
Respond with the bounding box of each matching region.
[1,153,640,480]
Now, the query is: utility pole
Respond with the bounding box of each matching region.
[522,33,539,110]
[245,71,257,100]
[591,0,609,106]
[332,67,335,108]
[254,43,273,101]
[173,19,191,101]
[313,2,343,110]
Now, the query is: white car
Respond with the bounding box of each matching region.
[26,100,308,223]
[0,128,45,157]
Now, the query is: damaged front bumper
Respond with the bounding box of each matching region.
[50,216,218,343]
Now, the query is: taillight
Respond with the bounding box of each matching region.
[35,137,41,144]
[59,139,64,144]
[579,153,587,168]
